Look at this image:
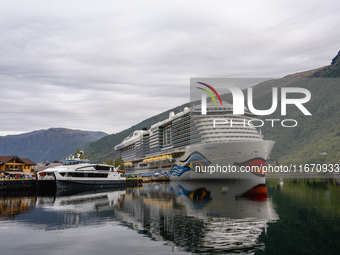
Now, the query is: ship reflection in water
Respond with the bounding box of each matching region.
[115,181,278,253]
[31,180,278,253]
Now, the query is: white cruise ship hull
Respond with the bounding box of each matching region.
[125,140,275,181]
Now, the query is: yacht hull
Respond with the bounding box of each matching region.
[56,180,126,189]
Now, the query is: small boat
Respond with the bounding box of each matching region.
[37,163,126,189]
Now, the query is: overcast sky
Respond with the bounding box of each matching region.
[1,0,339,136]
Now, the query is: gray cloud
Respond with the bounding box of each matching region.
[1,0,340,136]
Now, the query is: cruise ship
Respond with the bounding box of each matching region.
[114,101,275,180]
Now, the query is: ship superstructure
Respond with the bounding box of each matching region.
[114,101,275,180]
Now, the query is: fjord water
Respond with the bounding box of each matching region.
[1,178,340,255]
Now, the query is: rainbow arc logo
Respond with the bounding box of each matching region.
[196,82,223,115]
[196,82,223,106]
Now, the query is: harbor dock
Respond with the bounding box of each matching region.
[0,179,36,191]
[0,178,140,191]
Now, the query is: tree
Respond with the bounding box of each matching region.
[105,159,114,165]
[114,158,125,170]
[104,158,125,170]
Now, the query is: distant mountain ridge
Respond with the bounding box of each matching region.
[85,50,340,164]
[0,128,107,163]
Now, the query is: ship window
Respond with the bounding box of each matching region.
[68,172,86,177]
[76,166,95,171]
[67,172,108,178]
[95,165,111,171]
[88,173,108,178]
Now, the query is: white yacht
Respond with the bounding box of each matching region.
[37,163,126,189]
[114,101,275,180]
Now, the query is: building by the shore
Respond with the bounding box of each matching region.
[0,156,37,176]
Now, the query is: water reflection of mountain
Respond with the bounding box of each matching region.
[261,178,340,255]
[115,181,278,253]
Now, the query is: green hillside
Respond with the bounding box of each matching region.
[86,51,340,165]
[254,78,340,165]
[243,51,340,165]
[275,51,340,165]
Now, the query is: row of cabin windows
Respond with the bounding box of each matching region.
[59,172,109,178]
[76,165,113,171]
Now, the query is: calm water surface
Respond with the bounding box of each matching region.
[1,178,340,255]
